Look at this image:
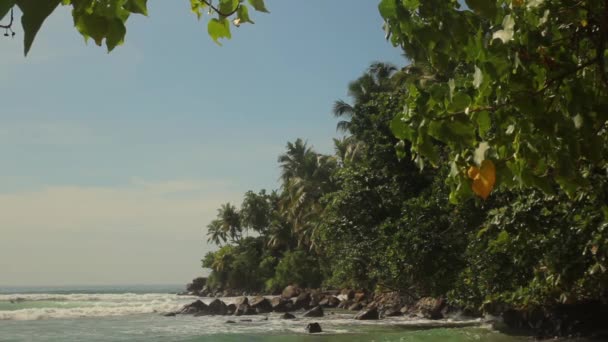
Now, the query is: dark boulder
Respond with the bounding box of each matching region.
[163,312,176,317]
[179,299,208,315]
[281,312,296,319]
[271,297,293,312]
[303,306,324,318]
[319,296,340,308]
[225,320,236,324]
[292,292,311,310]
[207,299,228,315]
[281,285,301,299]
[233,296,248,306]
[226,303,236,315]
[341,289,355,300]
[305,322,322,333]
[309,290,322,308]
[355,307,379,320]
[234,303,256,316]
[250,296,273,313]
[415,297,446,320]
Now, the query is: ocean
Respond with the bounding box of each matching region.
[0,285,531,341]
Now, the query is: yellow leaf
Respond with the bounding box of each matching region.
[467,166,479,179]
[469,159,496,200]
[581,19,588,27]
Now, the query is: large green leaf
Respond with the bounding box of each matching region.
[124,0,148,16]
[390,115,414,140]
[378,0,397,19]
[16,0,60,56]
[476,110,491,137]
[237,5,254,24]
[75,13,109,46]
[106,18,126,52]
[219,0,239,15]
[248,0,269,13]
[208,18,231,45]
[0,0,15,21]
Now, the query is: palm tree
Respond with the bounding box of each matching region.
[277,139,336,248]
[332,62,399,133]
[206,203,242,245]
[333,136,364,166]
[206,219,226,245]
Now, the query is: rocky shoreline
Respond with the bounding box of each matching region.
[177,278,608,339]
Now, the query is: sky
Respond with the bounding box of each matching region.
[0,1,404,287]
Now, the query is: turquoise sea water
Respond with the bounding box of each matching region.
[0,285,540,341]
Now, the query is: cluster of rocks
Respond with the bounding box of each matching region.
[171,284,455,322]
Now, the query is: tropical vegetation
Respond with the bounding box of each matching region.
[4,0,607,320]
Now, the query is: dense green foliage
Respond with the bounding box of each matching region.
[381,0,608,202]
[202,58,607,312]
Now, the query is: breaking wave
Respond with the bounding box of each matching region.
[0,293,197,320]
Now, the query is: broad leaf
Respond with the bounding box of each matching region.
[378,0,397,18]
[468,159,496,199]
[208,18,231,45]
[0,0,15,21]
[248,0,269,13]
[124,0,148,16]
[16,0,60,56]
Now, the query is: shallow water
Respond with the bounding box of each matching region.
[0,285,530,342]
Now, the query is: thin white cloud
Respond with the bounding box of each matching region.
[0,179,242,285]
[0,179,241,232]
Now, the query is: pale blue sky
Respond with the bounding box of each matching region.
[0,1,404,286]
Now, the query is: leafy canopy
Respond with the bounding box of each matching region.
[381,0,608,202]
[0,0,269,55]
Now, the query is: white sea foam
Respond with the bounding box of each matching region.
[0,293,198,320]
[0,292,197,303]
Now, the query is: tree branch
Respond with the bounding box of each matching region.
[0,8,14,30]
[201,0,240,17]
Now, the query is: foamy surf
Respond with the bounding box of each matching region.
[0,293,197,320]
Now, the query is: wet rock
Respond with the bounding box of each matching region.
[179,299,208,315]
[207,298,228,315]
[234,303,256,316]
[240,319,252,322]
[281,285,301,299]
[303,306,324,318]
[341,289,355,300]
[319,296,340,308]
[338,299,354,309]
[281,312,296,319]
[293,292,311,310]
[233,296,249,306]
[271,297,293,312]
[306,322,322,333]
[163,312,176,317]
[415,297,446,320]
[250,296,272,314]
[355,307,379,320]
[225,320,236,324]
[226,303,236,315]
